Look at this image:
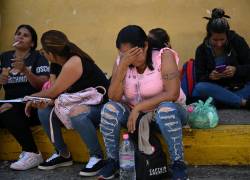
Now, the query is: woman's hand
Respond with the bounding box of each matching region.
[222,66,236,78]
[127,108,140,133]
[25,100,54,117]
[210,66,236,80]
[11,57,27,73]
[209,70,223,80]
[0,74,9,85]
[0,103,13,113]
[0,68,10,85]
[120,47,142,67]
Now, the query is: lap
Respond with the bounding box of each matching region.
[0,103,39,127]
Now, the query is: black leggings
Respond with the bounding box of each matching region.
[0,103,40,153]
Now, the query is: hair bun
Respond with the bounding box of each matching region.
[211,8,230,19]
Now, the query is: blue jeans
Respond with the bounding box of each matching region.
[100,101,187,162]
[192,82,250,108]
[38,104,104,158]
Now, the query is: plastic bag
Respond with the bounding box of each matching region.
[187,97,219,129]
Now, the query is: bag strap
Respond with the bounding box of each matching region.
[49,107,55,143]
[95,86,106,95]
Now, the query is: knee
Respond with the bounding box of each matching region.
[69,105,90,126]
[100,101,124,127]
[37,107,52,123]
[157,102,178,113]
[102,101,124,113]
[156,102,178,123]
[194,82,210,93]
[69,105,89,118]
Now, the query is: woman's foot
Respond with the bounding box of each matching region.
[171,160,189,180]
[38,152,73,170]
[79,156,106,176]
[10,151,43,170]
[97,159,119,179]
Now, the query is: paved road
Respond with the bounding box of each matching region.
[1,161,250,180]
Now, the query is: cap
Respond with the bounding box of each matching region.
[123,133,129,140]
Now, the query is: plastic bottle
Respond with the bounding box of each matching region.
[119,133,136,180]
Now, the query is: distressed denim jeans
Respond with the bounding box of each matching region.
[100,101,187,161]
[38,104,104,157]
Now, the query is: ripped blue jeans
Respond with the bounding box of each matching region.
[38,104,104,158]
[100,101,187,162]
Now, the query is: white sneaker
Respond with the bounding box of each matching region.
[10,151,43,170]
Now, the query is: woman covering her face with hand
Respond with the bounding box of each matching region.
[98,25,188,180]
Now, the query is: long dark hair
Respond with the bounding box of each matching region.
[116,25,153,70]
[148,28,171,50]
[41,30,94,63]
[204,8,230,39]
[15,24,37,51]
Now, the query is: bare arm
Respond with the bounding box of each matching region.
[32,56,82,98]
[108,61,128,101]
[108,47,142,101]
[24,68,48,89]
[134,49,180,112]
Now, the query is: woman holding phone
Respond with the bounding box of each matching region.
[25,30,109,176]
[193,8,250,108]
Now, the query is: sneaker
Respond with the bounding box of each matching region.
[79,156,106,176]
[38,152,73,170]
[97,159,119,180]
[171,160,189,180]
[10,151,43,170]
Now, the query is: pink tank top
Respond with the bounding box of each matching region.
[117,48,186,108]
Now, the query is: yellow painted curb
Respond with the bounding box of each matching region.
[1,125,250,165]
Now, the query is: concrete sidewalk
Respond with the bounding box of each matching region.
[1,161,250,180]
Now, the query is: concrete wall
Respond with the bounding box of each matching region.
[1,0,250,74]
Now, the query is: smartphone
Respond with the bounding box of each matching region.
[23,96,52,103]
[215,65,227,73]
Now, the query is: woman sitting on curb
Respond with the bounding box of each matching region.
[193,8,250,108]
[0,24,49,170]
[98,25,188,180]
[25,30,109,176]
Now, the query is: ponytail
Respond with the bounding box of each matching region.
[41,30,95,63]
[204,8,230,38]
[66,42,94,63]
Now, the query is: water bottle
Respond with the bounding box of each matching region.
[119,133,136,180]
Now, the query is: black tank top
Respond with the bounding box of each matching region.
[67,58,109,103]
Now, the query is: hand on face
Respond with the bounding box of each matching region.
[120,47,143,67]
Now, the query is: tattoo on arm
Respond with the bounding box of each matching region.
[162,71,180,80]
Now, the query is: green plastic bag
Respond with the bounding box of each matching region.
[187,97,219,129]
